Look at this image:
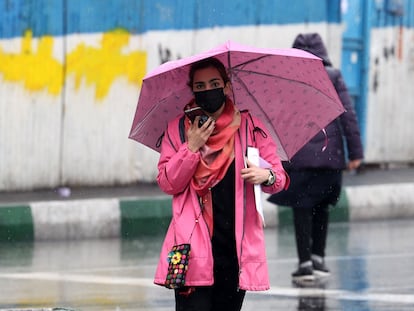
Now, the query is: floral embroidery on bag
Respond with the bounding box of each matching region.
[165,244,191,288]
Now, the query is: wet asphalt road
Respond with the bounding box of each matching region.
[0,219,413,311]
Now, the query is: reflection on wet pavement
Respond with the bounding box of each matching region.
[0,219,413,310]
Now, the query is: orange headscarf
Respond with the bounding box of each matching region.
[185,98,241,196]
[184,98,241,235]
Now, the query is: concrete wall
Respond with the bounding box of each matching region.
[8,1,414,190]
[365,26,414,163]
[0,0,345,191]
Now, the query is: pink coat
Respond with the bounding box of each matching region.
[154,111,288,291]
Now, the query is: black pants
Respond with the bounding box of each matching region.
[272,169,341,264]
[175,258,246,311]
[292,204,330,263]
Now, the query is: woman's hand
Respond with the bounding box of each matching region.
[187,117,215,152]
[240,159,270,185]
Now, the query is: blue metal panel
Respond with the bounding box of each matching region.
[66,0,143,34]
[341,0,370,145]
[327,0,342,22]
[0,0,336,39]
[386,0,404,15]
[246,0,328,25]
[0,0,64,38]
[404,0,412,26]
[140,0,196,31]
[340,0,414,147]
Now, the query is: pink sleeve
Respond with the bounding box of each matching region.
[156,120,201,195]
[251,117,290,193]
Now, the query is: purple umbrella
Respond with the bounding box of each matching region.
[129,40,344,160]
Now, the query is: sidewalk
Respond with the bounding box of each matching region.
[1,164,414,241]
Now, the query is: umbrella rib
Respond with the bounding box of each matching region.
[230,69,341,160]
[227,51,238,106]
[231,72,275,129]
[231,72,292,158]
[230,54,270,70]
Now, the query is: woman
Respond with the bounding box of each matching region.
[153,57,289,311]
[268,33,364,283]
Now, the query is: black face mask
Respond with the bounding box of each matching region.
[194,88,226,113]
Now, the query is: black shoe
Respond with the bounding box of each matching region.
[312,259,330,277]
[291,266,315,283]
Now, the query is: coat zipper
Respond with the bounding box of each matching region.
[237,118,249,291]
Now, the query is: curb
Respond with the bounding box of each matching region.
[1,183,414,241]
[0,196,172,242]
[274,183,414,226]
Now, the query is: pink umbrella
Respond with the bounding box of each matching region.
[129,40,344,160]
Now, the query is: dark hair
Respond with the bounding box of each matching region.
[187,57,230,88]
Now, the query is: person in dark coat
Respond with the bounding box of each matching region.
[268,33,364,283]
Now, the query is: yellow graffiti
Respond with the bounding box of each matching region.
[67,28,147,99]
[0,30,63,95]
[0,29,147,99]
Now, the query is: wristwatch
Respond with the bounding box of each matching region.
[263,169,276,186]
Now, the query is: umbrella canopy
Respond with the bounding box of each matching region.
[129,40,344,160]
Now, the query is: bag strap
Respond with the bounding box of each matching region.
[155,115,186,152]
[187,208,203,243]
[173,208,202,244]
